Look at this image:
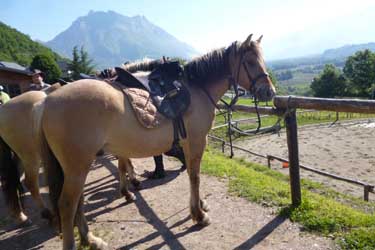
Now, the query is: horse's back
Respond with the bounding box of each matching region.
[0,91,47,160]
[42,80,125,164]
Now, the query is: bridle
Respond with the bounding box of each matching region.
[234,48,270,99]
[206,45,270,157]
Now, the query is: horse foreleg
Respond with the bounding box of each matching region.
[58,172,88,250]
[118,157,136,201]
[75,195,108,250]
[23,162,52,221]
[184,140,210,226]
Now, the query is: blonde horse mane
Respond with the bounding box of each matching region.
[122,58,163,73]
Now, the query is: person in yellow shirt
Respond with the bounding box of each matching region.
[0,85,10,104]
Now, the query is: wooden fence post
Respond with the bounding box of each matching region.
[267,156,271,169]
[285,109,302,206]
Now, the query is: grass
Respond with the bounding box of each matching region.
[201,149,375,249]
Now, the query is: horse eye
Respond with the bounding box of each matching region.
[246,60,255,66]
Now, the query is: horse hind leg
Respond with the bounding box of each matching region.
[0,138,29,224]
[75,195,108,250]
[126,159,141,189]
[58,169,105,250]
[23,161,53,221]
[118,157,136,202]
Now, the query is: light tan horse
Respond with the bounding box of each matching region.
[0,86,61,224]
[0,84,138,225]
[38,34,276,250]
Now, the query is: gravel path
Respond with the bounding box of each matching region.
[0,155,334,249]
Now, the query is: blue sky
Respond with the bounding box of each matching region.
[1,0,375,60]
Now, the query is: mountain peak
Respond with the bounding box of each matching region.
[46,11,197,68]
[322,42,375,59]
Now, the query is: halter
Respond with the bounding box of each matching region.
[235,48,270,98]
[205,45,270,157]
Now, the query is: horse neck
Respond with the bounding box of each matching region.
[205,78,230,104]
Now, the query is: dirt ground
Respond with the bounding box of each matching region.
[234,119,375,199]
[0,155,334,250]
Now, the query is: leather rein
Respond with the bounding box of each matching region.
[203,48,270,157]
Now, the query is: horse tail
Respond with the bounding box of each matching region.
[34,102,64,222]
[0,136,24,214]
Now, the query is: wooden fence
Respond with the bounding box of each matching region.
[274,96,375,206]
[214,96,375,205]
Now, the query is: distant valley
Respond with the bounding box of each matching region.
[268,43,375,95]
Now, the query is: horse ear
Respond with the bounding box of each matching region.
[244,34,253,45]
[257,35,263,43]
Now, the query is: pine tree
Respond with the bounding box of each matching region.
[68,46,96,80]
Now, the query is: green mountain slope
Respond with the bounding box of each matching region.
[0,22,61,66]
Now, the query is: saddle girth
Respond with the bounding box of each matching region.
[148,60,190,145]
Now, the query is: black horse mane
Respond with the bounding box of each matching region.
[184,41,241,87]
[123,59,163,73]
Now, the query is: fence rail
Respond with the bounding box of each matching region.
[274,96,375,114]
[213,95,375,205]
[267,155,375,201]
[275,96,375,205]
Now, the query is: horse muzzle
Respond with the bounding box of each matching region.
[254,82,276,102]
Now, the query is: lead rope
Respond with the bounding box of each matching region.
[201,75,239,158]
[253,96,262,134]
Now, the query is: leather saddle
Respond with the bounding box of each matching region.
[114,60,190,120]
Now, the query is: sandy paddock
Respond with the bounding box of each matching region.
[234,119,375,199]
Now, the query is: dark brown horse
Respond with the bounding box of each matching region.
[38,34,275,250]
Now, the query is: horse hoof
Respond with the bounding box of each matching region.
[88,232,108,250]
[125,192,136,202]
[41,208,53,221]
[197,212,211,226]
[200,199,210,212]
[16,212,32,226]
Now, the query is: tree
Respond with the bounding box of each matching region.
[68,46,81,80]
[68,46,96,80]
[0,22,62,66]
[310,64,347,98]
[343,49,375,97]
[79,46,95,74]
[30,53,62,83]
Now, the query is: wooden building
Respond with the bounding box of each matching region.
[0,61,33,97]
